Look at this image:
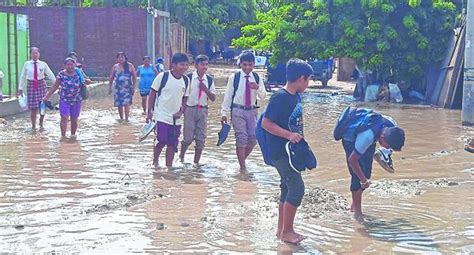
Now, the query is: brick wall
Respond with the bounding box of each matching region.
[0,7,167,77]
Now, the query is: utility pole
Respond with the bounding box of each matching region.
[463,0,474,125]
[146,0,156,63]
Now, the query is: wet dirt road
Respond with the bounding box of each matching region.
[0,82,473,253]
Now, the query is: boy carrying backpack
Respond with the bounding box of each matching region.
[146,53,190,168]
[220,50,267,172]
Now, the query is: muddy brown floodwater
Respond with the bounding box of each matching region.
[0,79,473,253]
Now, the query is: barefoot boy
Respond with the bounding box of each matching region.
[334,107,405,222]
[146,53,190,168]
[179,55,216,166]
[261,58,313,244]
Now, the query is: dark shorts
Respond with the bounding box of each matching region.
[155,121,181,147]
[273,158,305,207]
[342,140,375,192]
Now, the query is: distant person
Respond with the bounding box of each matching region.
[108,52,137,122]
[333,107,405,223]
[261,58,314,245]
[68,51,92,85]
[155,57,165,73]
[43,58,84,141]
[221,50,267,171]
[18,47,56,130]
[136,56,158,115]
[179,55,216,167]
[146,53,190,168]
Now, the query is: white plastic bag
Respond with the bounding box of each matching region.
[388,83,403,103]
[18,95,28,110]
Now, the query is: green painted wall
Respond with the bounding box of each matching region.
[0,13,8,95]
[0,12,29,96]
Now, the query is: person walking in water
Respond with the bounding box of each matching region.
[146,53,190,169]
[261,58,314,245]
[108,52,137,122]
[43,58,84,141]
[179,55,217,167]
[136,56,158,115]
[221,50,267,171]
[18,47,56,130]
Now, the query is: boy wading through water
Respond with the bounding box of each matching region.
[334,107,405,222]
[262,59,313,244]
[146,53,190,168]
[221,51,267,171]
[179,55,216,167]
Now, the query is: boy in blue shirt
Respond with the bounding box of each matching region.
[336,108,405,222]
[261,58,313,245]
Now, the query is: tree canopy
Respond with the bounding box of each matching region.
[234,0,459,86]
[160,0,257,43]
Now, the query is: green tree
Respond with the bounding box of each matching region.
[157,0,257,43]
[235,0,458,88]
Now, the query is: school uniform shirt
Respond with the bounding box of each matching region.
[19,60,56,91]
[352,116,397,155]
[156,63,165,73]
[264,89,303,160]
[221,70,267,116]
[151,72,190,125]
[186,71,217,107]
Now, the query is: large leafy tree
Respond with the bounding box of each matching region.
[235,0,458,87]
[158,0,257,43]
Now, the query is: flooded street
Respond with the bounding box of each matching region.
[0,79,473,253]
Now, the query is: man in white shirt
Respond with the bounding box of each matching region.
[18,47,56,130]
[179,55,217,167]
[221,51,267,171]
[146,53,190,168]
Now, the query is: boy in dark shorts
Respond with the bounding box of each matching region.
[261,58,313,244]
[146,53,190,168]
[335,107,405,222]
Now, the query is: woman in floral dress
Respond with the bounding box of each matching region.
[108,52,137,121]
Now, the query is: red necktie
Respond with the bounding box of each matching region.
[245,75,251,108]
[33,61,39,91]
[198,77,204,110]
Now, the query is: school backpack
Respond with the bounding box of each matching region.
[186,73,213,89]
[157,71,189,97]
[256,92,301,166]
[231,71,260,111]
[333,107,394,142]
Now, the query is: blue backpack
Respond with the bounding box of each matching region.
[333,107,394,141]
[256,93,301,166]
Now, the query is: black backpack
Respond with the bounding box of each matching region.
[157,71,190,98]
